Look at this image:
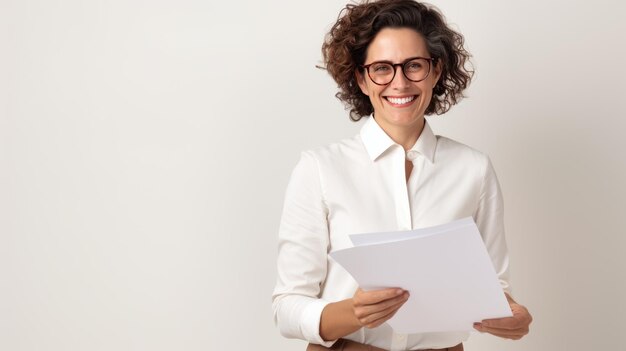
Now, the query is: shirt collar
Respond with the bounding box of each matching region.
[360,116,437,163]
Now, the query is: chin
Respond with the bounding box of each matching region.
[388,113,423,126]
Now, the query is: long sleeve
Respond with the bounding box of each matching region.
[272,151,336,346]
[273,118,514,349]
[473,157,511,294]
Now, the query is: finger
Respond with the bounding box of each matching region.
[355,288,405,305]
[474,322,529,335]
[365,308,397,328]
[482,305,532,330]
[357,294,408,327]
[354,288,405,305]
[480,316,521,330]
[363,302,403,328]
[355,292,409,316]
[357,294,407,325]
[473,324,529,340]
[511,304,533,324]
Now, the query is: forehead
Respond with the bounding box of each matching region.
[365,27,429,62]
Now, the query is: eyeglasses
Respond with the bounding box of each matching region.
[361,57,436,85]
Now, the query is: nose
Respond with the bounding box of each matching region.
[389,65,410,88]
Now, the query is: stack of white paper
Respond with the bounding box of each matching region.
[329,217,512,334]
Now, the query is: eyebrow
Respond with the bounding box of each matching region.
[364,56,431,65]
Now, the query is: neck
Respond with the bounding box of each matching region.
[375,117,425,151]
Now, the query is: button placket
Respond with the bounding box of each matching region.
[389,332,408,351]
[407,153,425,229]
[394,147,412,231]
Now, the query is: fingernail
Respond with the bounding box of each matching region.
[396,289,403,295]
[473,323,482,329]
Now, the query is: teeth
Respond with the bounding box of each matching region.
[387,96,415,104]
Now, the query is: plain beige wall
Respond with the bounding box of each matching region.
[1,0,625,350]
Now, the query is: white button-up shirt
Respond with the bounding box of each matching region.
[273,116,510,350]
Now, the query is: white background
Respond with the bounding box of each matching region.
[2,0,625,350]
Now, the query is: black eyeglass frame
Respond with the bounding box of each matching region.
[361,56,437,86]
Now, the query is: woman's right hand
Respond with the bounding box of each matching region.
[319,287,410,341]
[352,288,410,328]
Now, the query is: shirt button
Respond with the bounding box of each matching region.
[406,150,419,161]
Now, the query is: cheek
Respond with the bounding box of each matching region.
[373,86,388,98]
[367,88,382,102]
[419,86,434,100]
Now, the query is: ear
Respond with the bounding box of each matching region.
[432,59,443,88]
[355,69,370,96]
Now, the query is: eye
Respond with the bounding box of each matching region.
[371,63,392,73]
[406,61,424,71]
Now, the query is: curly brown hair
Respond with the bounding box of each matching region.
[322,0,474,121]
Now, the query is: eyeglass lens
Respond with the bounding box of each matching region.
[368,58,431,85]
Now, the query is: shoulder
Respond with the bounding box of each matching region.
[300,134,366,167]
[433,135,494,185]
[287,136,364,197]
[435,135,490,167]
[433,135,501,199]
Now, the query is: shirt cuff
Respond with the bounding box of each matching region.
[301,298,337,347]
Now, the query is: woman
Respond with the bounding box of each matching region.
[272,1,532,350]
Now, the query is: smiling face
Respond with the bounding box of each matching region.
[357,27,441,134]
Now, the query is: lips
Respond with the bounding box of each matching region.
[384,95,417,106]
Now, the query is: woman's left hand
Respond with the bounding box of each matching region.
[473,293,532,340]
